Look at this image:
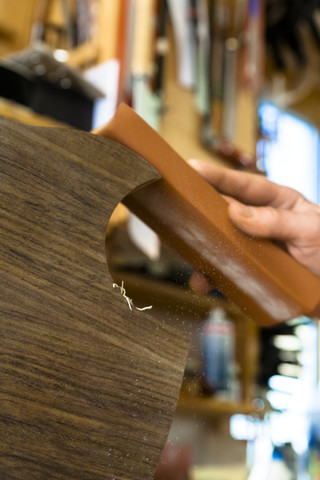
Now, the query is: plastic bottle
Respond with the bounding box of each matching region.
[202,307,237,398]
[267,447,293,480]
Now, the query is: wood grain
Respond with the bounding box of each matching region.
[0,116,190,479]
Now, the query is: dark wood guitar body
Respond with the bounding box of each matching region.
[0,116,190,479]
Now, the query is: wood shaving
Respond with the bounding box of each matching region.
[112,281,153,311]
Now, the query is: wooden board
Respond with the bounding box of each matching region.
[97,103,320,327]
[0,115,190,479]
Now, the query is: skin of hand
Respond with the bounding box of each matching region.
[189,159,320,278]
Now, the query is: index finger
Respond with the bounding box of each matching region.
[189,160,302,209]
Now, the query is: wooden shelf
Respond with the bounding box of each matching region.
[0,97,67,127]
[177,393,265,418]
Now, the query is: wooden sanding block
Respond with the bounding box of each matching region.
[97,103,320,327]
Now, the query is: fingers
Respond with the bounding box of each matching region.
[228,202,312,242]
[189,159,320,277]
[189,271,213,295]
[189,159,302,209]
[230,202,320,277]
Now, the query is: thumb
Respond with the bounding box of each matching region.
[228,202,298,241]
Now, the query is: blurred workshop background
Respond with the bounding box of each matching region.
[1,1,320,479]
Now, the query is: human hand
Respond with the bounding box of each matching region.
[189,159,320,278]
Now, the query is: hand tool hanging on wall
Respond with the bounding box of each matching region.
[0,42,103,129]
[265,0,320,70]
[192,0,258,170]
[0,0,103,130]
[130,0,164,130]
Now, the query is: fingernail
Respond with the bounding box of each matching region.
[188,159,201,168]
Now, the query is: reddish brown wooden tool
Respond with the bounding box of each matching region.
[97,103,320,327]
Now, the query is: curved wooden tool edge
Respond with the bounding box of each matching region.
[96,103,320,326]
[0,115,190,480]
